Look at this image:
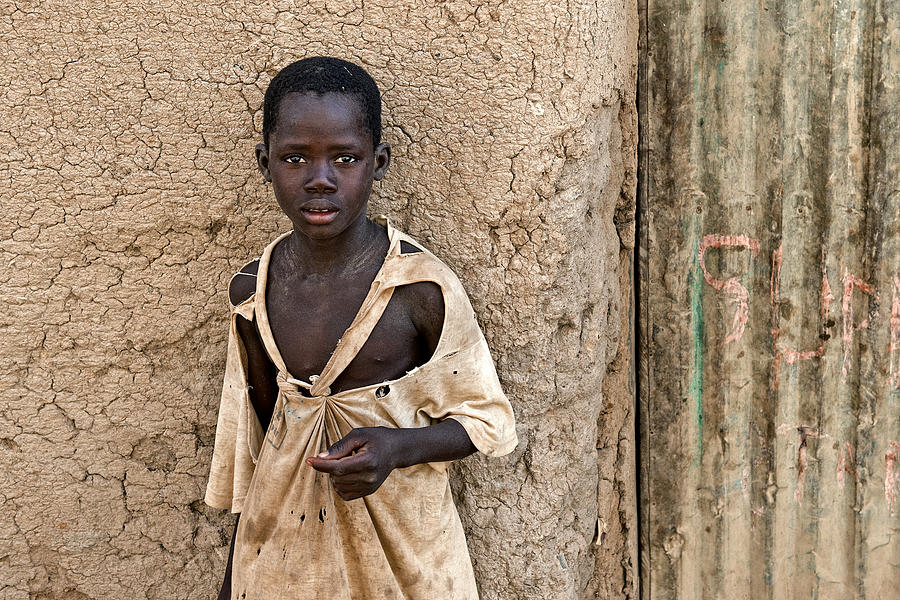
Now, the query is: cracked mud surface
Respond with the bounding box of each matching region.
[0,1,636,598]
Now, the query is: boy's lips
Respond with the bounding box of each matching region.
[299,201,339,225]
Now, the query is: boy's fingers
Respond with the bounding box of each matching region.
[319,432,367,459]
[307,452,369,475]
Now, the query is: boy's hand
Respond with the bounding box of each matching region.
[307,427,401,501]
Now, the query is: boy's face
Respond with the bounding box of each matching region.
[256,92,390,241]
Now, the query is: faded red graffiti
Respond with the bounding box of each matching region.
[887,441,900,516]
[842,271,878,383]
[773,245,834,366]
[776,427,897,514]
[836,442,857,489]
[698,234,760,344]
[700,234,896,390]
[777,424,829,507]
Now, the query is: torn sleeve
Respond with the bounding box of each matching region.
[411,266,518,459]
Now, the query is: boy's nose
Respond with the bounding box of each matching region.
[304,162,337,193]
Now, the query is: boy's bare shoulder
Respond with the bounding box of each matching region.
[393,240,445,348]
[228,259,260,307]
[390,280,444,357]
[395,278,443,313]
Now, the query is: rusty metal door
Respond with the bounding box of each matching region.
[638,1,899,598]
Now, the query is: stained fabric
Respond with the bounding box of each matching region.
[205,218,518,599]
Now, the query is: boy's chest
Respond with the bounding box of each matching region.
[265,276,424,392]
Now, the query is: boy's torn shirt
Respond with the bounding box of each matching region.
[205,218,518,600]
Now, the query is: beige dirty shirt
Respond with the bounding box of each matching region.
[205,219,518,600]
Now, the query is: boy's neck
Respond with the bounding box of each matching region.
[285,216,386,277]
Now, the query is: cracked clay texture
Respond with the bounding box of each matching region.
[0,1,637,598]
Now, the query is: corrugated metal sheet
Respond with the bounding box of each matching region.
[639,1,899,598]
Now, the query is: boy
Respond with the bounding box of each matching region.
[205,57,517,600]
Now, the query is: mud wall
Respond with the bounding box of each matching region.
[640,1,899,598]
[0,1,638,598]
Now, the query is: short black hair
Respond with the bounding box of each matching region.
[262,57,382,148]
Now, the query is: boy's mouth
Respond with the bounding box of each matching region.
[300,205,339,225]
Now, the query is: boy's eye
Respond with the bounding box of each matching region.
[284,155,306,164]
[335,155,358,164]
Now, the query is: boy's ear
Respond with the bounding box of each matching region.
[255,143,272,182]
[373,142,391,181]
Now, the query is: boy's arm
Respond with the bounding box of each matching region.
[229,261,279,429]
[235,316,278,428]
[307,420,476,501]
